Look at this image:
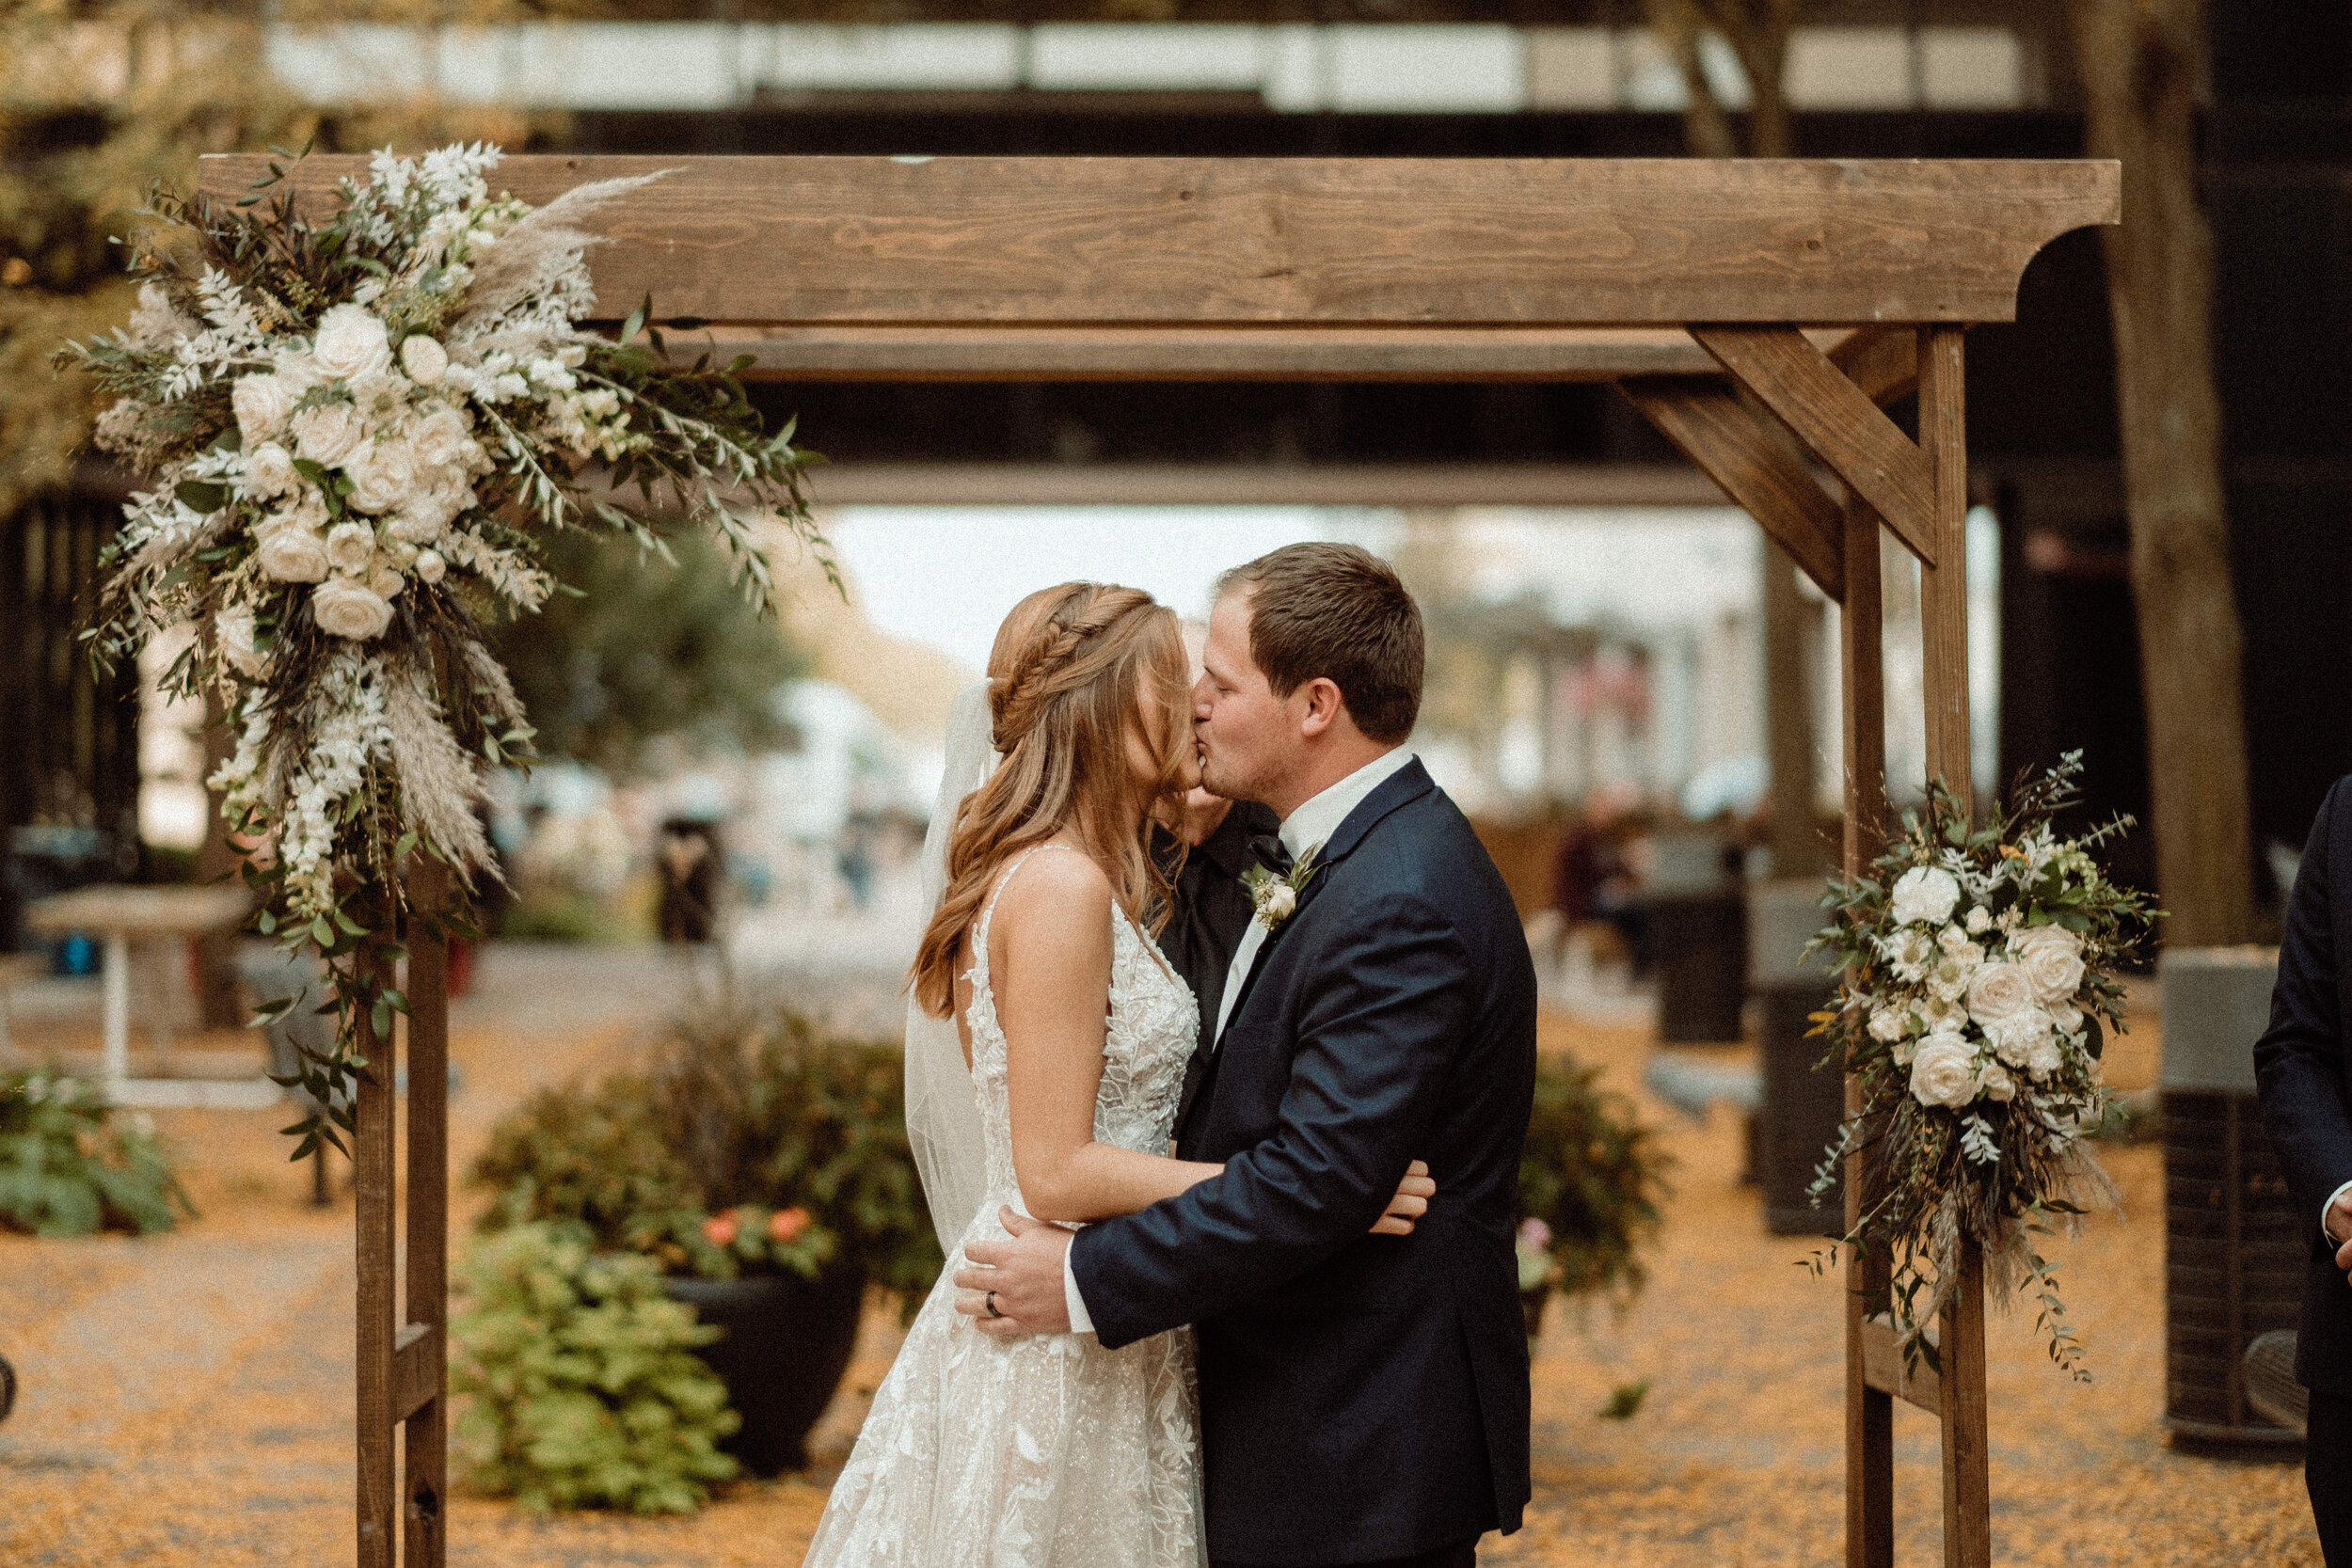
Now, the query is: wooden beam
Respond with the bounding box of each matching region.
[1831,327,1919,407]
[403,858,451,1567]
[1840,498,1895,1568]
[1857,1317,1941,1417]
[355,942,396,1568]
[1917,326,1972,792]
[1692,325,1938,564]
[1620,375,1845,600]
[695,324,1858,382]
[197,155,2119,328]
[804,461,1733,509]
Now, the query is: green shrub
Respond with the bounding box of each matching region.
[451,1223,740,1514]
[1518,1060,1671,1307]
[470,1000,944,1296]
[0,1069,194,1236]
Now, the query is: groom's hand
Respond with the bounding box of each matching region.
[954,1207,1074,1337]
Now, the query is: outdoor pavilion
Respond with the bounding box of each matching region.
[200,149,2119,1568]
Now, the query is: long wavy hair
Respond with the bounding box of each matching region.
[910,582,1195,1020]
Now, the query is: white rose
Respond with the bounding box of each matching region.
[344,439,421,515]
[230,372,298,445]
[1976,1058,2017,1103]
[1965,905,1992,935]
[1986,1006,2056,1069]
[325,521,376,576]
[1909,1032,1978,1110]
[244,441,298,499]
[312,303,392,382]
[1936,924,1976,955]
[414,548,446,585]
[255,523,329,583]
[2011,924,2088,1006]
[1965,961,2037,1027]
[292,402,364,467]
[2051,1001,2085,1038]
[400,334,449,386]
[215,608,265,678]
[1890,865,1963,927]
[411,406,475,468]
[1260,882,1296,925]
[367,562,405,599]
[1867,1006,1913,1043]
[310,578,395,641]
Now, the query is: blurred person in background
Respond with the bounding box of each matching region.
[1550,783,1649,977]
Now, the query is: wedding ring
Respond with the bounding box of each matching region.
[985,1291,1003,1319]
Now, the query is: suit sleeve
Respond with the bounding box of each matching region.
[1070,891,1470,1350]
[2253,779,2352,1233]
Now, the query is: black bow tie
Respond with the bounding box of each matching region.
[1246,833,1294,878]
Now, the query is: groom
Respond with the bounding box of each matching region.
[957,543,1537,1568]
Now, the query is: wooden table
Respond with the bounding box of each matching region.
[22,884,271,1108]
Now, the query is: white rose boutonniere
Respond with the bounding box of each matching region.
[1890,864,1963,927]
[1241,845,1321,932]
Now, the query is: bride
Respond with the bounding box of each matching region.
[802,582,1432,1568]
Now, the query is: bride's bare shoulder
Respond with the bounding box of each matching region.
[992,845,1114,938]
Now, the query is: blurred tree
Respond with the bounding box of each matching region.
[487,530,811,777]
[2063,0,2255,948]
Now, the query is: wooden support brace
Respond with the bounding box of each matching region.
[392,1323,440,1422]
[1618,375,1846,601]
[1858,1318,1943,1416]
[1692,325,1939,565]
[1830,327,1920,407]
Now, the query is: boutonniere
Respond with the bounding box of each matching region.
[1242,845,1321,931]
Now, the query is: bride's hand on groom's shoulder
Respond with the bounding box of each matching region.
[1370,1160,1436,1237]
[955,1207,1075,1338]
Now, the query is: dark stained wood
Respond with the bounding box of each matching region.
[404,859,451,1568]
[1940,1244,1994,1568]
[1839,497,1895,1568]
[806,462,1732,509]
[1622,374,1845,599]
[355,942,397,1568]
[1831,327,1920,407]
[682,324,1857,381]
[1693,325,1938,563]
[1917,326,1972,792]
[1858,1317,1941,1417]
[197,155,2118,328]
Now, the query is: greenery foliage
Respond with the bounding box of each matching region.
[488,527,809,775]
[472,996,944,1295]
[1518,1059,1671,1307]
[450,1222,740,1514]
[0,1068,195,1236]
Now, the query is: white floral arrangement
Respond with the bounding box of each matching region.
[1807,755,2156,1379]
[63,143,821,1153]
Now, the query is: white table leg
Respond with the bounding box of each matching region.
[102,931,130,1097]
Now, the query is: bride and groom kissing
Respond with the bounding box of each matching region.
[803,544,1538,1568]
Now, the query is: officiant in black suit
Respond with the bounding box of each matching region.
[2254,777,2352,1564]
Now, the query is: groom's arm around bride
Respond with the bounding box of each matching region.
[963,545,1537,1568]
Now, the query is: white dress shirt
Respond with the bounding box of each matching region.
[1062,747,1415,1334]
[2326,1179,2352,1246]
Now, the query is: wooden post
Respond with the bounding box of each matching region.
[355,929,397,1568]
[1917,324,1993,1568]
[404,861,451,1566]
[1839,498,1895,1568]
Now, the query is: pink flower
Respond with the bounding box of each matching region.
[769,1207,811,1243]
[1517,1217,1553,1254]
[701,1212,739,1248]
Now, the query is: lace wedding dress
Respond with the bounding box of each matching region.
[803,846,1207,1568]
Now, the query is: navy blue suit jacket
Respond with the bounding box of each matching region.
[1069,759,1537,1566]
[2254,775,2352,1396]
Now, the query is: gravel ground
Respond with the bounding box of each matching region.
[0,951,2321,1566]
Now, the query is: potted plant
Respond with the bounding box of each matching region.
[1517,1060,1671,1341]
[0,1068,194,1236]
[470,995,943,1476]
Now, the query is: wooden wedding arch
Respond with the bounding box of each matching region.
[199,151,2118,1568]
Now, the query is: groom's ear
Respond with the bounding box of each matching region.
[1296,675,1346,738]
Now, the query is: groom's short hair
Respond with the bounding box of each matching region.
[1218,543,1423,743]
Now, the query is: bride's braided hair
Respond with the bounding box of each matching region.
[911,582,1195,1019]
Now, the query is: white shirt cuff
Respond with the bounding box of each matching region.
[1062,1243,1095,1335]
[2325,1180,2352,1246]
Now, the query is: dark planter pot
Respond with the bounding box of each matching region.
[1648,890,1747,1043]
[666,1265,866,1476]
